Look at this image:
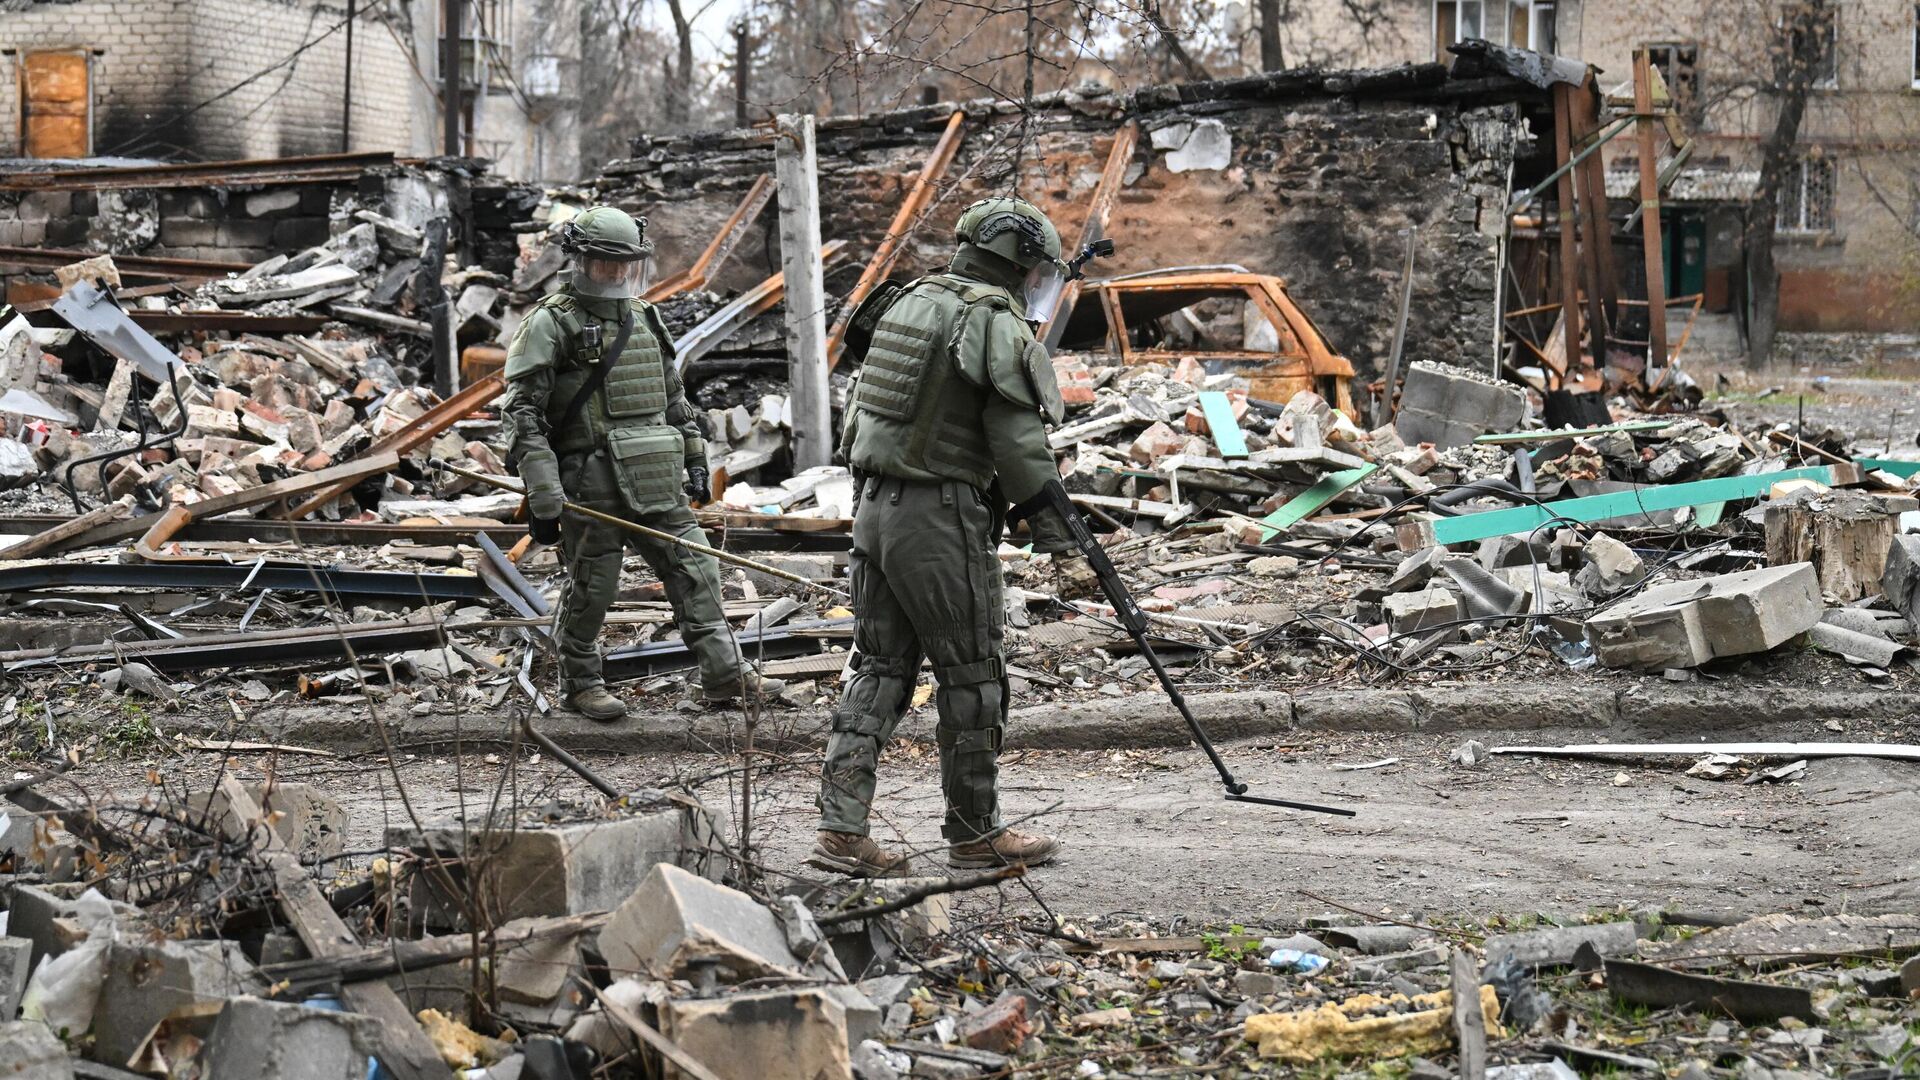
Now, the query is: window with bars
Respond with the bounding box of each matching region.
[1776,156,1837,233]
[1435,0,1484,59]
[441,0,514,91]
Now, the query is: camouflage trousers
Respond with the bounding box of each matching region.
[817,475,1008,843]
[554,448,742,694]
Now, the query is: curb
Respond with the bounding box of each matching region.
[244,683,1918,755]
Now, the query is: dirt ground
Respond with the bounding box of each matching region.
[67,720,1920,929]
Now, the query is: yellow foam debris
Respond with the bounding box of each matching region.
[417,1008,512,1068]
[1243,984,1502,1062]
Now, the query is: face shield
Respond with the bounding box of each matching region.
[1022,260,1068,324]
[569,253,653,300]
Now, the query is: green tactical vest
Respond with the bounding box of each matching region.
[845,273,1006,490]
[539,293,685,514]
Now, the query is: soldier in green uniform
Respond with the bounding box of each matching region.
[501,206,779,722]
[810,197,1098,878]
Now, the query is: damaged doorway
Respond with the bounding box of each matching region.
[17,50,92,158]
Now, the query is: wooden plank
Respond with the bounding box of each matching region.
[1451,951,1489,1080]
[1397,463,1861,549]
[1066,934,1266,955]
[214,777,449,1080]
[1041,122,1138,350]
[1573,78,1621,332]
[0,495,132,560]
[1254,464,1378,542]
[1197,391,1248,459]
[1550,83,1584,387]
[826,111,966,366]
[1069,492,1192,522]
[1633,50,1669,369]
[1473,420,1672,444]
[69,452,402,550]
[1569,78,1611,354]
[775,114,831,471]
[1048,413,1132,451]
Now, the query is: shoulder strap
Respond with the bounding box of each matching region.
[637,300,677,366]
[559,307,634,432]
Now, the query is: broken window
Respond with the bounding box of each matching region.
[473,0,515,89]
[1808,3,1838,87]
[442,0,513,90]
[17,50,91,159]
[1509,0,1555,53]
[1776,155,1837,233]
[1643,43,1699,114]
[1108,288,1302,356]
[1435,0,1485,60]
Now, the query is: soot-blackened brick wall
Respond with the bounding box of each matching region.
[597,65,1541,376]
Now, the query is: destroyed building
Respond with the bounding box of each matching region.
[0,0,583,180]
[0,19,1918,1077]
[598,64,1549,377]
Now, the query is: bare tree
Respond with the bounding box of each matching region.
[1739,0,1832,367]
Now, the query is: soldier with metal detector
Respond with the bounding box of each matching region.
[501,206,781,722]
[808,197,1106,878]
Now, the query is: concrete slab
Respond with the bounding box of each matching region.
[1585,563,1821,670]
[94,939,260,1068]
[392,804,723,928]
[598,863,802,983]
[0,1019,72,1079]
[196,996,380,1080]
[658,987,851,1080]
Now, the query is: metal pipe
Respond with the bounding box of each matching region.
[1505,115,1633,215]
[342,0,356,153]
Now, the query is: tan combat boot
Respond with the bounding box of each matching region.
[694,671,787,705]
[568,685,628,722]
[808,831,912,878]
[948,828,1060,870]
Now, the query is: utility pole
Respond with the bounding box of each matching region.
[340,0,356,152]
[441,0,463,156]
[1258,0,1284,71]
[732,19,751,128]
[774,114,830,471]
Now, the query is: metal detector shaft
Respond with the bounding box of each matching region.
[430,460,845,598]
[519,712,620,799]
[1035,480,1354,817]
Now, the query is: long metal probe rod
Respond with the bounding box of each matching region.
[430,460,845,598]
[1040,481,1352,816]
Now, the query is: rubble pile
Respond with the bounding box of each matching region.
[2,772,1915,1080]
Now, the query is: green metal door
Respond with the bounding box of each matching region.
[1669,212,1706,298]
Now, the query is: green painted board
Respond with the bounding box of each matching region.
[1198,391,1249,459]
[1256,464,1377,542]
[1856,457,1920,478]
[1473,420,1673,445]
[1420,464,1846,547]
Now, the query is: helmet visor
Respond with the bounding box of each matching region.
[1022,261,1068,324]
[570,253,652,300]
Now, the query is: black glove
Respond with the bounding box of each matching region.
[530,513,561,545]
[684,464,712,504]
